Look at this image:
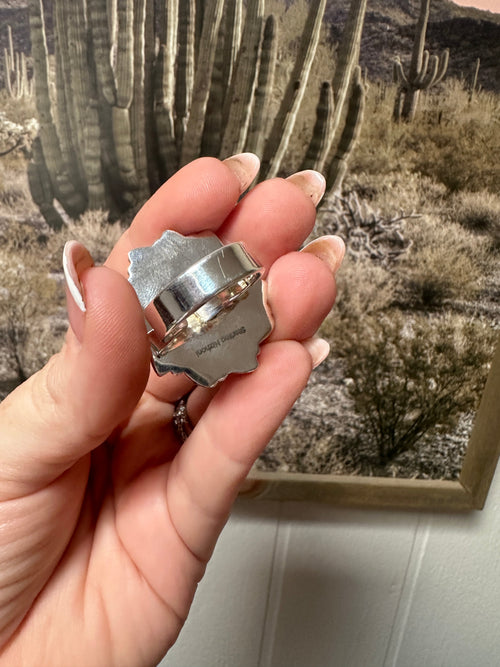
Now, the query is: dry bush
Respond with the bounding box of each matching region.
[347,170,448,216]
[351,78,500,195]
[0,224,65,386]
[62,209,123,265]
[0,159,38,220]
[321,256,396,332]
[396,215,491,308]
[449,190,500,247]
[331,310,496,465]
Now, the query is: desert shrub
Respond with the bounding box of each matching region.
[331,310,496,465]
[62,210,123,265]
[348,171,448,216]
[411,119,500,194]
[351,79,500,195]
[449,190,500,246]
[321,256,396,331]
[0,224,65,387]
[396,215,490,308]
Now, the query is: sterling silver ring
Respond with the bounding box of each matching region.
[128,230,272,387]
[172,396,194,443]
[145,243,262,353]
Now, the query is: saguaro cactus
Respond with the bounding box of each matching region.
[393,0,449,122]
[27,0,368,227]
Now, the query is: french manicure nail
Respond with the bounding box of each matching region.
[286,170,326,207]
[63,241,94,312]
[223,152,261,193]
[302,337,330,369]
[301,235,346,274]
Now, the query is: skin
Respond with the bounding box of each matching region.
[0,158,341,667]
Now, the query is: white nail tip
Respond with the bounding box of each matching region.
[302,337,330,369]
[63,241,86,312]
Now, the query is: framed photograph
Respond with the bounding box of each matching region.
[1,0,498,510]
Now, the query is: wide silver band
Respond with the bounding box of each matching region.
[144,243,262,353]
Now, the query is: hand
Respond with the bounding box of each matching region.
[0,155,344,667]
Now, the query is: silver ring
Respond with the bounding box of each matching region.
[144,243,262,354]
[172,396,194,443]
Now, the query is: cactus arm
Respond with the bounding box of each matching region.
[326,65,364,194]
[88,0,117,106]
[115,0,134,109]
[154,0,179,179]
[180,0,225,166]
[322,0,367,173]
[414,50,430,87]
[175,0,195,145]
[301,81,334,172]
[261,0,327,179]
[419,53,439,89]
[28,138,65,231]
[393,57,408,87]
[434,48,449,85]
[201,16,227,157]
[245,14,278,159]
[130,0,150,201]
[7,24,14,70]
[143,0,158,192]
[408,0,430,82]
[219,0,265,159]
[221,0,243,97]
[3,47,13,97]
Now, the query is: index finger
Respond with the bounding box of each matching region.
[106,154,258,272]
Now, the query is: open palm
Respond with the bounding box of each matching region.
[0,157,340,667]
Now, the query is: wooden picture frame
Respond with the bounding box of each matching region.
[242,337,500,511]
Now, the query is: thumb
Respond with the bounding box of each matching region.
[0,242,150,490]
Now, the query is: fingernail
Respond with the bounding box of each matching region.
[63,241,94,312]
[286,170,326,206]
[223,153,261,193]
[301,235,345,274]
[302,337,330,369]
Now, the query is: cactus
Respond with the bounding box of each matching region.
[26,0,368,227]
[260,0,327,180]
[301,82,334,172]
[3,25,32,99]
[469,57,480,103]
[393,0,449,123]
[180,0,225,165]
[245,14,278,159]
[219,0,265,159]
[327,66,365,194]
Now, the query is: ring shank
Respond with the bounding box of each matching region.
[144,243,263,353]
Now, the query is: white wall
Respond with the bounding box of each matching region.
[160,464,500,667]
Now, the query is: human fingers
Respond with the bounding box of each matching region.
[143,170,327,404]
[0,242,150,496]
[106,154,260,273]
[113,339,314,621]
[185,235,344,424]
[217,170,325,271]
[167,341,315,561]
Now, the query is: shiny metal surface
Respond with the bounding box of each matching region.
[128,230,272,386]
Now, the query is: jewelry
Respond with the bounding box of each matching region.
[128,230,272,387]
[172,396,194,443]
